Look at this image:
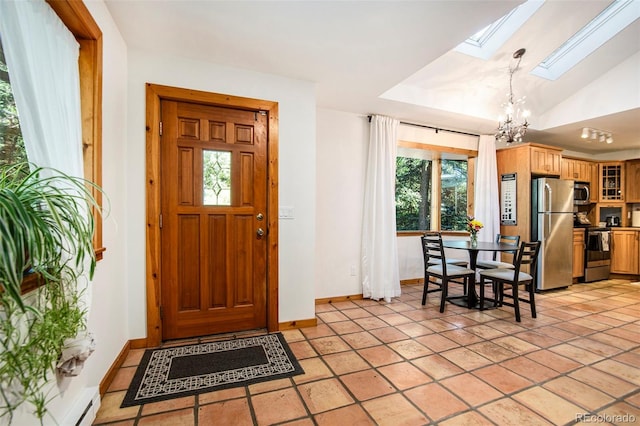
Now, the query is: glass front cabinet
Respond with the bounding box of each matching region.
[599,162,624,202]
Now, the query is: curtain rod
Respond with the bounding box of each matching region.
[367,115,480,138]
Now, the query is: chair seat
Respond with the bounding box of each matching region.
[428,258,468,266]
[427,264,475,277]
[476,260,515,269]
[479,268,532,282]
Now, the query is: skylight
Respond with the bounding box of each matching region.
[454,0,545,60]
[531,0,640,80]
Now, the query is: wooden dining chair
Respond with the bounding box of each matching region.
[476,234,520,270]
[478,241,542,322]
[421,232,476,312]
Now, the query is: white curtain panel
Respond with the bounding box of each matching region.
[0,0,91,312]
[0,0,83,179]
[474,135,501,262]
[361,115,401,303]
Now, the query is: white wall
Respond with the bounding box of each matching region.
[315,109,368,298]
[126,50,317,328]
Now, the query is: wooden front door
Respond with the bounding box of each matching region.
[160,100,268,340]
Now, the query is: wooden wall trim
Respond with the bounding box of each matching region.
[98,340,130,396]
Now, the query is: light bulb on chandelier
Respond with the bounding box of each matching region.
[495,48,530,144]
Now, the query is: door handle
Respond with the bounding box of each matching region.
[257,228,265,237]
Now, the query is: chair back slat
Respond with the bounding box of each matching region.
[494,234,520,262]
[513,241,542,280]
[421,232,449,274]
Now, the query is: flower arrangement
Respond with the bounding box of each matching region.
[467,216,484,244]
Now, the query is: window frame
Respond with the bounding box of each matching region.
[395,141,477,234]
[46,0,104,259]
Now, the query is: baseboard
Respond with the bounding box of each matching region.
[401,278,423,285]
[279,318,317,330]
[99,341,131,397]
[315,294,363,305]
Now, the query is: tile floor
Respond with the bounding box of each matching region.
[94,279,640,425]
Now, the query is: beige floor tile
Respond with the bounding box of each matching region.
[473,365,533,393]
[386,339,432,359]
[438,411,493,426]
[93,391,140,424]
[368,326,410,343]
[122,349,145,367]
[322,351,370,375]
[441,347,493,370]
[300,324,336,339]
[313,404,375,425]
[308,335,351,355]
[108,366,137,392]
[316,311,349,323]
[464,324,507,339]
[377,361,432,390]
[596,402,640,425]
[592,359,640,386]
[327,320,364,335]
[357,345,404,367]
[340,370,396,401]
[549,343,605,365]
[198,399,254,426]
[141,396,195,416]
[247,378,293,395]
[439,328,484,345]
[199,386,247,404]
[569,366,639,398]
[404,383,469,421]
[288,340,318,359]
[500,356,560,382]
[543,376,615,411]
[293,357,334,384]
[341,331,383,349]
[492,335,541,354]
[394,321,432,337]
[297,378,354,414]
[439,373,502,407]
[361,394,429,426]
[525,349,582,373]
[466,341,518,363]
[250,388,307,425]
[137,408,195,426]
[411,354,464,380]
[513,386,586,425]
[479,398,554,425]
[414,333,460,352]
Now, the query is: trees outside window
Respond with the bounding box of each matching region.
[396,155,469,231]
[0,36,27,169]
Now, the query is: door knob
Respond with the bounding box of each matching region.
[256,213,264,221]
[257,228,265,237]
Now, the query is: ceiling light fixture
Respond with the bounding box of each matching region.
[580,127,613,144]
[496,48,530,144]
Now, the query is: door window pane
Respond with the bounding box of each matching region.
[203,150,231,205]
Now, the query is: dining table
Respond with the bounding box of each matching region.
[441,240,519,309]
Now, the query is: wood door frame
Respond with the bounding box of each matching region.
[145,83,279,347]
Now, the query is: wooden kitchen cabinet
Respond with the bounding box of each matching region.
[599,162,625,202]
[626,159,640,203]
[589,162,599,203]
[561,158,591,182]
[610,230,639,275]
[530,146,562,176]
[573,229,585,278]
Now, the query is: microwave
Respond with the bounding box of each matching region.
[574,183,590,205]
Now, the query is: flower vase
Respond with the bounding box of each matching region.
[470,233,478,247]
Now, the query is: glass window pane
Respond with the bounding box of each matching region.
[440,159,468,231]
[395,157,432,231]
[0,34,28,169]
[203,150,231,205]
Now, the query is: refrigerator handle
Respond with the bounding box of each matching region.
[544,183,552,233]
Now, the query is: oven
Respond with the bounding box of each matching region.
[584,227,611,282]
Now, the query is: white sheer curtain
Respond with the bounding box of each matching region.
[0,0,83,178]
[361,115,401,303]
[474,135,501,262]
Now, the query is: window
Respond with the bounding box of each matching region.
[0,36,27,169]
[0,1,104,259]
[395,143,474,232]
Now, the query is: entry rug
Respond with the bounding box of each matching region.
[121,333,304,407]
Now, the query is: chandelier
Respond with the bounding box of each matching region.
[495,48,530,144]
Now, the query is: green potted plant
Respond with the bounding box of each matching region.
[0,162,103,424]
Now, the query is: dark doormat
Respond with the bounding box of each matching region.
[121,332,304,407]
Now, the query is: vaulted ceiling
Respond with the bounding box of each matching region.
[105,0,640,154]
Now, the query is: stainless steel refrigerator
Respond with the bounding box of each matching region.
[531,178,574,290]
